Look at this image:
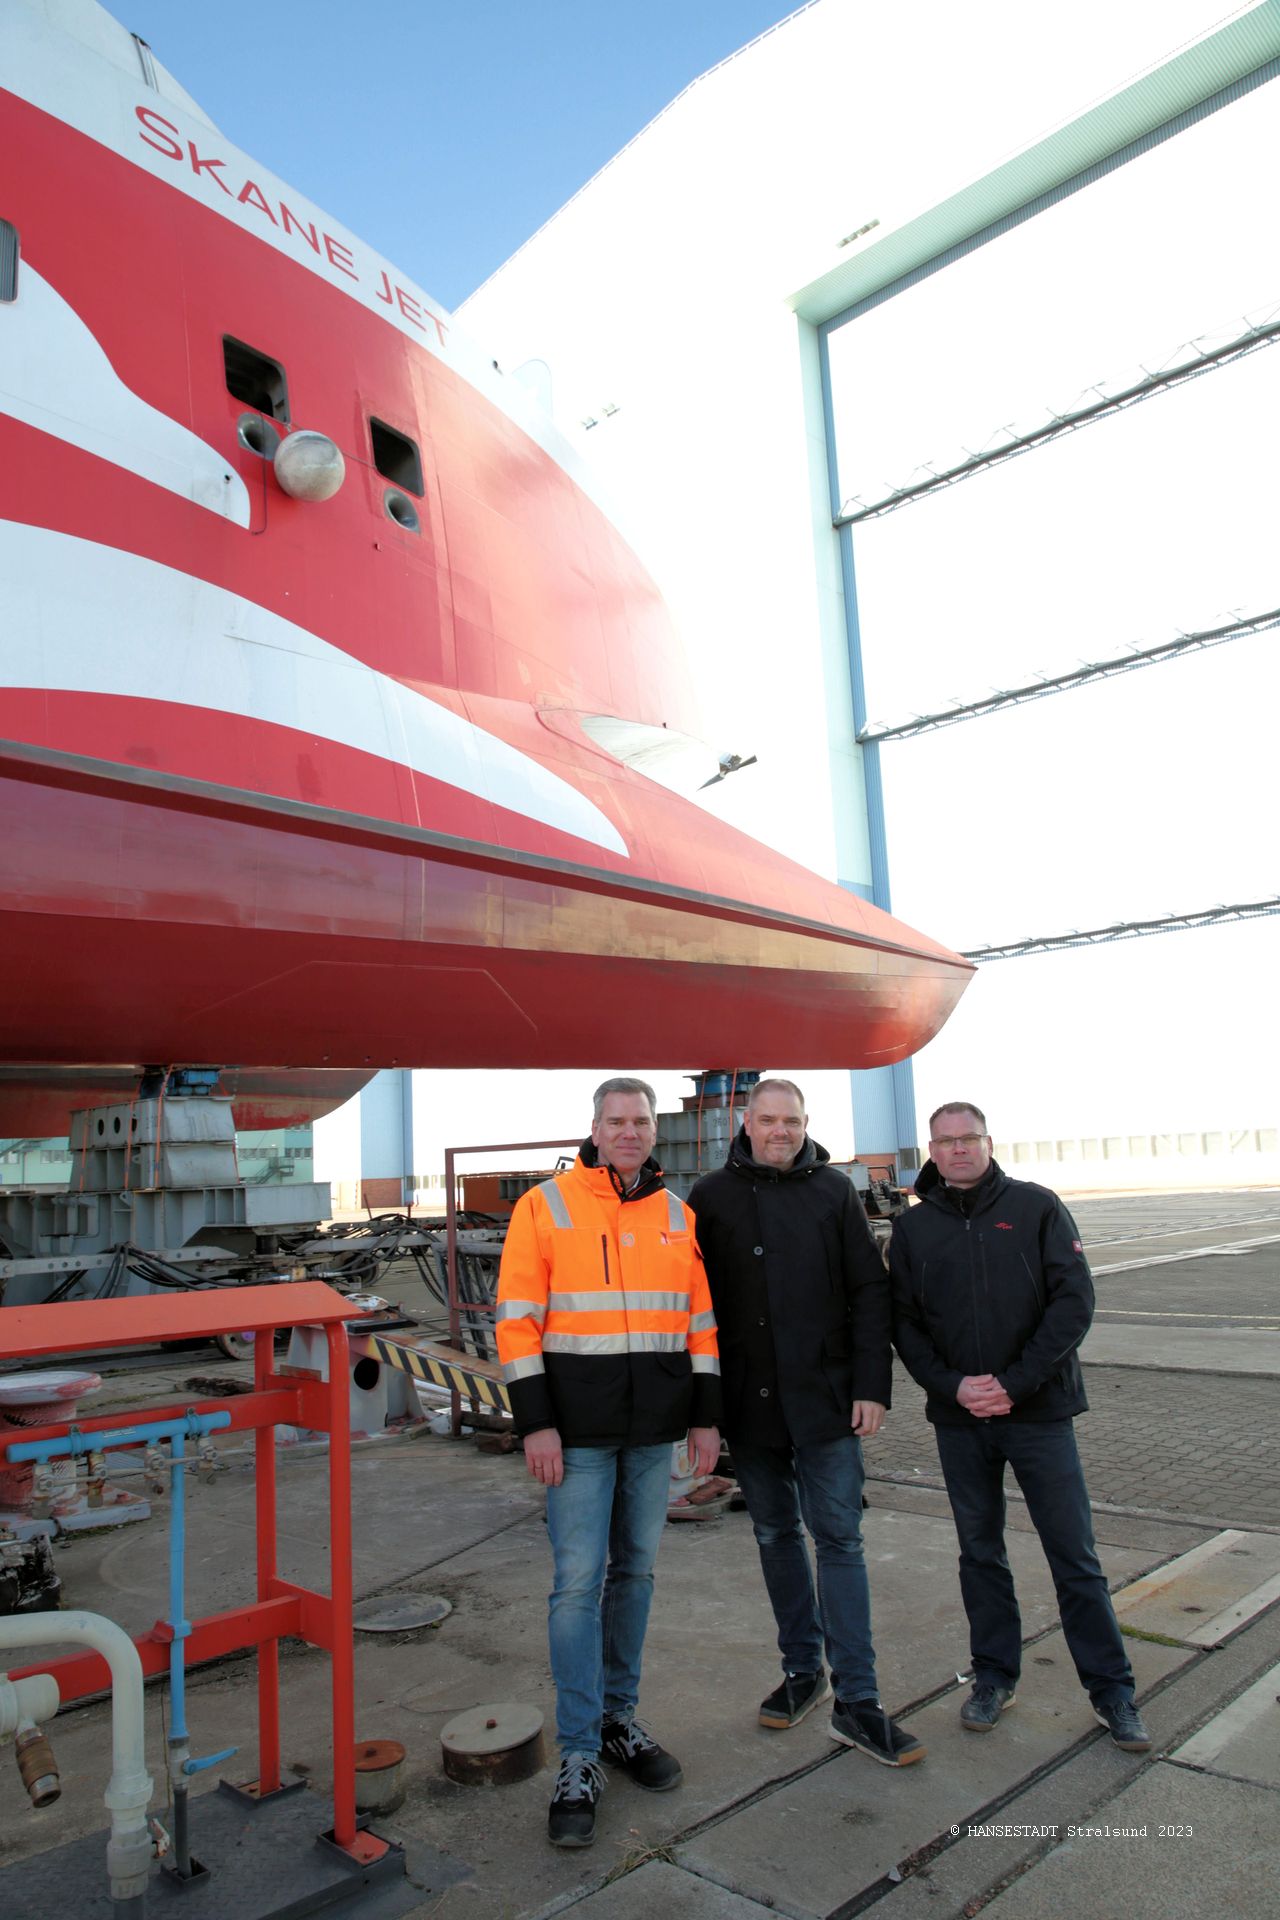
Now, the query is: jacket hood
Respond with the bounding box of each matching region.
[914,1158,943,1197]
[726,1124,829,1181]
[577,1137,665,1202]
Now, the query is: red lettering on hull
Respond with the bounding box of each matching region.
[280,203,321,253]
[187,141,234,195]
[237,179,278,224]
[134,105,181,160]
[131,109,448,345]
[323,233,358,280]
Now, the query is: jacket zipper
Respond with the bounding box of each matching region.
[601,1234,612,1286]
[966,1217,987,1372]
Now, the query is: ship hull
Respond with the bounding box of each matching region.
[0,1,972,1109]
[2,765,963,1071]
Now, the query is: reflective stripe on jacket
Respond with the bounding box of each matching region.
[495,1151,722,1444]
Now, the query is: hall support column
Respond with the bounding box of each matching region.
[358,1069,416,1210]
[801,316,919,1175]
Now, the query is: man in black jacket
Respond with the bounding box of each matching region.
[890,1101,1150,1752]
[689,1078,925,1767]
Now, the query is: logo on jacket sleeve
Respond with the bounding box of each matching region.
[1072,1238,1084,1252]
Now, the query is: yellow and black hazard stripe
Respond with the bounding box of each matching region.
[367,1334,511,1414]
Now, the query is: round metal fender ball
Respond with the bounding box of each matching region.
[273,428,346,501]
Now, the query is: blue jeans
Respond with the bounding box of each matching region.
[934,1419,1134,1707]
[544,1443,672,1757]
[732,1434,878,1704]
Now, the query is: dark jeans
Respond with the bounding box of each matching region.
[935,1418,1134,1706]
[732,1433,877,1704]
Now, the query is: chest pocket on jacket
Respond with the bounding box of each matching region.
[631,1222,695,1273]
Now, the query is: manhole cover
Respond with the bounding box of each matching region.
[352,1592,452,1633]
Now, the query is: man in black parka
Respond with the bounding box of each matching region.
[688,1077,925,1767]
[890,1101,1150,1753]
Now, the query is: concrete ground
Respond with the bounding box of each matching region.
[1,1188,1277,1919]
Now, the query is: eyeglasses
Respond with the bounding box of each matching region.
[930,1133,986,1150]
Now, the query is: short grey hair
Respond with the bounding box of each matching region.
[592,1076,658,1124]
[929,1101,987,1134]
[747,1076,806,1113]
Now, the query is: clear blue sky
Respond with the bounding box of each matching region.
[124,0,800,310]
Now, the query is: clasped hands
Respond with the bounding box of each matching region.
[957,1373,1013,1419]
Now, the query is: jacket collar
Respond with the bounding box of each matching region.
[576,1138,665,1203]
[726,1124,828,1182]
[915,1157,1007,1213]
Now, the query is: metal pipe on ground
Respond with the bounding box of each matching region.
[0,1609,154,1914]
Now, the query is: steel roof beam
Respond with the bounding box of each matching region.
[964,897,1280,962]
[791,2,1280,329]
[859,606,1280,743]
[836,317,1280,527]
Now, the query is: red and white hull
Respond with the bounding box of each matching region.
[0,0,971,1122]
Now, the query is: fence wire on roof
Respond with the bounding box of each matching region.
[963,896,1280,962]
[835,300,1280,528]
[859,604,1280,742]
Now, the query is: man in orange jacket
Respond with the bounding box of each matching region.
[497,1077,722,1848]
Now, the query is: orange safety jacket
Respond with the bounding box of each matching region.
[495,1145,722,1445]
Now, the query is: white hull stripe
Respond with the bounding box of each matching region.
[0,522,628,857]
[0,264,250,525]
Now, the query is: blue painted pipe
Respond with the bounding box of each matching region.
[159,1418,237,1878]
[6,1409,231,1464]
[167,1428,195,1879]
[168,1430,190,1745]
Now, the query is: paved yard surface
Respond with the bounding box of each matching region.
[871,1192,1280,1530]
[867,1359,1280,1529]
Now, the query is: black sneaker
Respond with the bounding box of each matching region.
[547,1754,606,1847]
[961,1682,1017,1731]
[759,1670,832,1729]
[1093,1699,1152,1752]
[600,1716,683,1790]
[830,1697,926,1767]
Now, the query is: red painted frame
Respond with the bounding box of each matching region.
[0,1284,381,1860]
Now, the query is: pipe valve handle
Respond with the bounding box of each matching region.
[183,1744,238,1775]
